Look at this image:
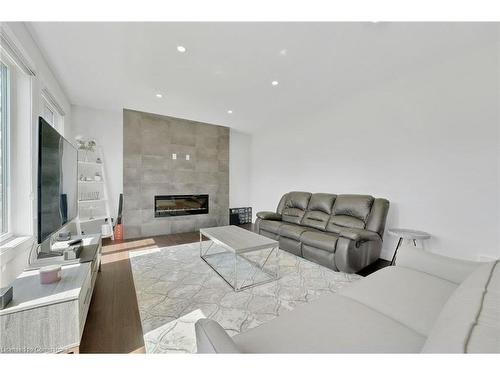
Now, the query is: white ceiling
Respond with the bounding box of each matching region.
[27,22,497,132]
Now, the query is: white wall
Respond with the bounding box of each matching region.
[70,106,253,225]
[229,129,251,208]
[250,44,499,261]
[70,105,123,220]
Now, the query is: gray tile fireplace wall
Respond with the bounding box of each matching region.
[123,109,229,239]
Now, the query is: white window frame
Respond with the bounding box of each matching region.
[0,61,10,242]
[0,27,36,246]
[42,99,55,126]
[41,88,65,135]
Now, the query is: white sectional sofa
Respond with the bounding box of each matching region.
[195,246,499,353]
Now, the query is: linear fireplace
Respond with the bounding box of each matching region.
[155,194,209,217]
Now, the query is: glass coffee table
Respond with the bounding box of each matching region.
[199,225,279,292]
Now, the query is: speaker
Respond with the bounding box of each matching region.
[60,193,68,223]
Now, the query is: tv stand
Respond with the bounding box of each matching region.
[0,235,102,353]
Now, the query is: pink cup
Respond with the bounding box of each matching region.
[39,265,61,284]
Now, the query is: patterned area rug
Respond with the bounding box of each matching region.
[130,241,362,353]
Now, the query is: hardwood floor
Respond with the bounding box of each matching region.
[79,230,207,353]
[79,240,145,353]
[79,224,388,353]
[357,258,391,277]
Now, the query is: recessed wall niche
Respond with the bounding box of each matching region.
[123,109,229,239]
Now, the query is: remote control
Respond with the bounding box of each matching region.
[68,238,83,246]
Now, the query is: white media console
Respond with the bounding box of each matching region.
[0,235,102,353]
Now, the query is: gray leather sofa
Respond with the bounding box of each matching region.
[195,247,500,353]
[255,192,390,273]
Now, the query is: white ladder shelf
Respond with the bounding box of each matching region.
[75,144,114,240]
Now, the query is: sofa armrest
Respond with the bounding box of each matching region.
[338,228,381,243]
[395,246,482,284]
[256,211,282,221]
[195,319,240,353]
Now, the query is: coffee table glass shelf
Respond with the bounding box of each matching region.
[200,225,279,292]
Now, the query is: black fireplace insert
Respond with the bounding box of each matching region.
[155,194,209,217]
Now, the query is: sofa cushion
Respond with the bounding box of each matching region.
[468,262,500,353]
[300,194,335,230]
[332,194,374,221]
[285,191,312,210]
[259,219,283,235]
[279,224,311,240]
[396,246,482,285]
[301,211,330,231]
[281,192,311,224]
[421,261,499,353]
[327,195,374,232]
[232,293,425,353]
[327,216,365,231]
[282,208,306,225]
[340,266,457,336]
[301,231,339,253]
[306,193,336,213]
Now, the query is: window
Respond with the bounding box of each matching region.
[42,101,55,126]
[41,92,64,135]
[0,27,36,247]
[0,61,9,237]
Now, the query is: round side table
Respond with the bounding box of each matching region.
[388,228,431,265]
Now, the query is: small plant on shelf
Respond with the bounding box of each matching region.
[75,136,97,162]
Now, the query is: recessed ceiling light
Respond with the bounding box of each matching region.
[177,45,186,53]
[156,93,163,98]
[227,110,233,114]
[279,49,287,56]
[271,80,279,86]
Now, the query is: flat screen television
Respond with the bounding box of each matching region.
[37,117,78,244]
